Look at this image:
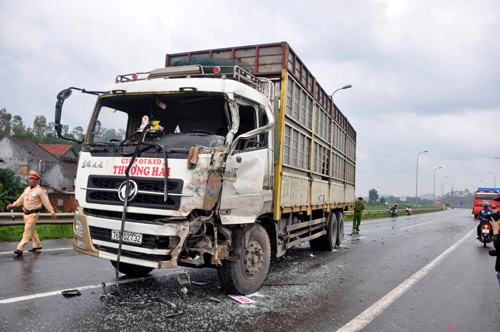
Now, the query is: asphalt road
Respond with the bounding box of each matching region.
[0,209,498,332]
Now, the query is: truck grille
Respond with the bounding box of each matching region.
[86,176,183,210]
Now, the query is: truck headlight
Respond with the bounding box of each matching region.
[74,210,84,235]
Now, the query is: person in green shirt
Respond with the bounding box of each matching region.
[352,197,365,233]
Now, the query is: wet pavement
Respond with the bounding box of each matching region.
[1,209,499,331]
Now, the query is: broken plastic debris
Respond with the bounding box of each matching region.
[246,292,265,298]
[228,295,255,304]
[177,271,191,285]
[191,280,209,286]
[164,312,183,318]
[208,297,221,303]
[62,289,81,298]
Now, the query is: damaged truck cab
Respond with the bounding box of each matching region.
[56,43,356,294]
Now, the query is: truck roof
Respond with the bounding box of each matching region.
[105,76,272,107]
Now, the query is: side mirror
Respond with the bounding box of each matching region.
[54,88,83,143]
[57,89,72,101]
[92,120,101,135]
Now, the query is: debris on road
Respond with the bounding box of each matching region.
[228,295,255,304]
[263,282,306,286]
[61,289,81,298]
[208,296,221,303]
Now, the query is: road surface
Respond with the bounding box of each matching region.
[0,209,498,331]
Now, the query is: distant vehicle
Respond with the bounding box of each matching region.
[472,188,500,219]
[405,206,412,215]
[479,223,493,248]
[390,205,398,218]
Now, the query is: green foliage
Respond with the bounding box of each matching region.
[0,168,24,211]
[0,109,83,150]
[368,188,379,204]
[0,224,73,241]
[0,108,12,136]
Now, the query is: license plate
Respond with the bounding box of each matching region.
[111,230,143,244]
[482,229,490,234]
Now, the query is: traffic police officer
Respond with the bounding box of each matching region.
[7,170,56,256]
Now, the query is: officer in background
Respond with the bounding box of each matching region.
[7,170,56,256]
[352,197,365,233]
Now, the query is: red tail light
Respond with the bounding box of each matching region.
[483,224,490,229]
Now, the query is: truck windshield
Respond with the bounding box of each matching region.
[87,93,229,149]
[476,192,500,200]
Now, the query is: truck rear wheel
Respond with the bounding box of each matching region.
[218,224,270,295]
[110,261,153,277]
[335,211,344,246]
[309,212,338,251]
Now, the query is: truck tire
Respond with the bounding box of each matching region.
[335,211,344,246]
[218,224,270,295]
[110,261,153,277]
[309,212,338,251]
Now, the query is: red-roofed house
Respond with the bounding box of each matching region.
[0,137,76,191]
[0,137,78,211]
[40,144,78,159]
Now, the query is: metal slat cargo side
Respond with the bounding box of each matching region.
[164,42,356,218]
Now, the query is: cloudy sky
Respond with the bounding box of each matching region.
[1,0,499,198]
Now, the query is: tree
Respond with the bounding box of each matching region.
[72,126,84,141]
[368,188,379,204]
[379,197,386,205]
[0,168,24,211]
[0,108,12,136]
[32,115,49,139]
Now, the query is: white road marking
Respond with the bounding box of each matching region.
[0,247,73,255]
[0,277,145,304]
[335,226,475,332]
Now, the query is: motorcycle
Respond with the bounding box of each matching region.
[479,223,493,248]
[390,207,398,218]
[405,207,412,215]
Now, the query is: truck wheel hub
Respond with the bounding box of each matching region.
[243,241,264,277]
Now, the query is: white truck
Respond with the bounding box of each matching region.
[55,42,356,294]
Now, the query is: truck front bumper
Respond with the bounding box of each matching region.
[73,207,190,269]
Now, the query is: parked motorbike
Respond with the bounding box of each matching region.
[405,206,412,215]
[390,206,398,218]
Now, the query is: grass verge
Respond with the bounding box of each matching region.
[343,208,441,221]
[0,224,73,242]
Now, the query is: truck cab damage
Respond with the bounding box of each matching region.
[58,65,275,283]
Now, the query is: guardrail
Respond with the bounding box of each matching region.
[0,213,74,226]
[344,207,441,216]
[0,208,442,226]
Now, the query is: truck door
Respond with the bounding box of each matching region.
[219,103,272,224]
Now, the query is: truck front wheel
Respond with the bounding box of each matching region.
[218,224,270,295]
[110,261,153,277]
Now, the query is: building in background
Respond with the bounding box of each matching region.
[0,137,77,211]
